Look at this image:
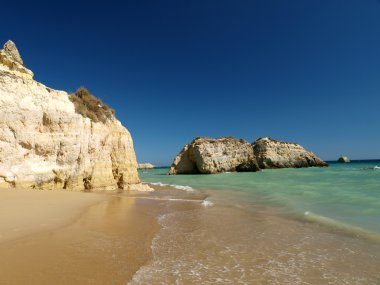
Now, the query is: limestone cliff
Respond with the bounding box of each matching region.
[0,40,150,191]
[168,137,259,174]
[252,137,327,169]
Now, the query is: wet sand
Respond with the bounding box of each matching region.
[0,187,195,285]
[3,185,379,285]
[129,187,380,285]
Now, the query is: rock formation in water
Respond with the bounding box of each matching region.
[168,137,260,175]
[252,137,327,169]
[0,40,151,191]
[138,163,155,169]
[337,155,350,163]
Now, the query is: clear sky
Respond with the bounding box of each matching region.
[2,0,379,165]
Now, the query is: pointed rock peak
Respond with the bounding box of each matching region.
[4,40,23,65]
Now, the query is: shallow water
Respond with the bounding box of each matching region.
[130,161,380,284]
[139,160,380,234]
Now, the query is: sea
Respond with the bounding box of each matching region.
[128,160,380,285]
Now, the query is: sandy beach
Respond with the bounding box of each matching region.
[0,188,170,285]
[1,181,380,285]
[0,189,107,243]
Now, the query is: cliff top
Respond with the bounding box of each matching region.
[0,40,34,79]
[3,40,23,65]
[253,137,299,146]
[191,137,249,145]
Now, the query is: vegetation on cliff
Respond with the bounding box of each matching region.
[69,87,115,123]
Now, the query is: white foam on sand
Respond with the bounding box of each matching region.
[172,184,194,191]
[128,204,380,285]
[149,182,169,187]
[202,199,214,207]
[149,182,195,192]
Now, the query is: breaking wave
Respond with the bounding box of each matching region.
[303,211,380,242]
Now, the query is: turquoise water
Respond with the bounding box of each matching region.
[139,160,380,234]
[131,160,380,284]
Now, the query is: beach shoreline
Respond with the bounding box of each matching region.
[2,181,380,285]
[0,187,178,285]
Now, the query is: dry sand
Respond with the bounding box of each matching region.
[0,188,167,285]
[0,189,106,242]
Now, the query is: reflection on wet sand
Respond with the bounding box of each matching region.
[0,194,164,285]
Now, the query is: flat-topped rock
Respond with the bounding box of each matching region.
[252,137,327,169]
[338,155,350,163]
[168,137,259,174]
[138,163,155,169]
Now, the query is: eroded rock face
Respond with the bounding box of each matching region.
[3,40,23,64]
[252,137,327,169]
[0,40,33,79]
[168,137,259,174]
[0,40,150,191]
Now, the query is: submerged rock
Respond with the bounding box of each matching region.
[168,137,260,175]
[252,137,327,169]
[338,155,350,163]
[0,40,149,191]
[138,163,155,169]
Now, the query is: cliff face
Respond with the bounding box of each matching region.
[0,40,149,191]
[168,137,259,174]
[253,137,327,169]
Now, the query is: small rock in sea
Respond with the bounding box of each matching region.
[337,155,350,163]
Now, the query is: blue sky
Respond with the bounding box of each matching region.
[2,0,380,165]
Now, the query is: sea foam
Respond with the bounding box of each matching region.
[149,182,195,192]
[172,184,194,191]
[149,182,169,187]
[202,199,214,207]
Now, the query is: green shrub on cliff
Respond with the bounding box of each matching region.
[69,87,115,123]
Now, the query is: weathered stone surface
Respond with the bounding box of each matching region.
[0,40,33,79]
[3,40,23,64]
[0,40,150,191]
[252,137,327,169]
[138,163,155,169]
[338,155,350,163]
[168,137,259,174]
